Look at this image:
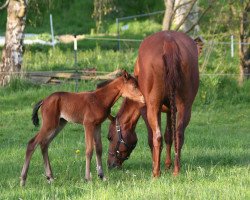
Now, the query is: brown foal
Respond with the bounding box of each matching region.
[20,70,144,186]
[107,31,199,177]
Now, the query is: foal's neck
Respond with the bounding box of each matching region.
[94,78,122,109]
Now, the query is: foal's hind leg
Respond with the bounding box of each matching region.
[93,125,105,180]
[20,134,40,186]
[40,119,67,183]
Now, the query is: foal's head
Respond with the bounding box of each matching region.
[118,70,144,103]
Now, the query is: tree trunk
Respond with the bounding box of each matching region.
[174,0,199,32]
[0,0,27,86]
[238,2,250,85]
[162,0,199,32]
[162,0,175,30]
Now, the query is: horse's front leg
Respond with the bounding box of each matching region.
[173,105,191,176]
[84,124,95,181]
[93,125,105,180]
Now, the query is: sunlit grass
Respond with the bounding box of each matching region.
[0,80,249,199]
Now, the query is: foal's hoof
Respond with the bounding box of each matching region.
[98,173,105,179]
[47,177,54,184]
[99,175,107,182]
[165,163,172,170]
[20,179,26,187]
[85,178,92,182]
[173,171,180,176]
[85,174,92,182]
[152,171,161,178]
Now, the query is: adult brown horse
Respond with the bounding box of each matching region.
[20,70,144,186]
[107,31,199,177]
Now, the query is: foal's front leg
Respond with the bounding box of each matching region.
[93,125,105,180]
[84,124,95,181]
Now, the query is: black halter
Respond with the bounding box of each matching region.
[108,118,136,161]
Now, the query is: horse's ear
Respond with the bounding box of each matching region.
[108,114,115,121]
[194,36,204,55]
[122,70,130,80]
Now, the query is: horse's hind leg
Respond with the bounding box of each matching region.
[164,111,173,170]
[20,133,41,186]
[40,119,67,183]
[173,105,191,176]
[93,125,105,180]
[140,106,153,154]
[146,104,162,177]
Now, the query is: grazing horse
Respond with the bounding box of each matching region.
[20,70,144,186]
[107,31,199,177]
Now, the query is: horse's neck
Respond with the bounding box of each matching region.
[118,103,141,131]
[94,79,122,109]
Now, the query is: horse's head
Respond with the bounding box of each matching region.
[107,98,141,169]
[119,70,144,104]
[107,117,137,168]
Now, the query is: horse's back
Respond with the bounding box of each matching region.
[137,31,199,102]
[139,31,198,72]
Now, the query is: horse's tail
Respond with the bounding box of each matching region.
[32,100,43,127]
[162,37,182,154]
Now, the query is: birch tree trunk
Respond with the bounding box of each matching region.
[0,0,27,86]
[162,0,175,30]
[174,0,199,32]
[162,0,199,32]
[238,1,250,84]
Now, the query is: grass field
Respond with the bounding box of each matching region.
[0,79,249,200]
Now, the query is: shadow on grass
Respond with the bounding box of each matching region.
[107,150,250,175]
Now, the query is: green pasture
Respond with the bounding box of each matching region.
[0,78,249,200]
[0,0,249,199]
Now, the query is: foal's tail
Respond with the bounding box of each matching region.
[162,37,182,154]
[32,100,43,127]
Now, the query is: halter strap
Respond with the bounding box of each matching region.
[108,118,136,161]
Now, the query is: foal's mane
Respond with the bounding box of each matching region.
[96,72,123,89]
[96,79,113,89]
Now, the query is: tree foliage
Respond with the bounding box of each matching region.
[92,0,116,33]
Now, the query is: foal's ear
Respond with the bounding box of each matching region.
[108,114,115,121]
[122,70,130,80]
